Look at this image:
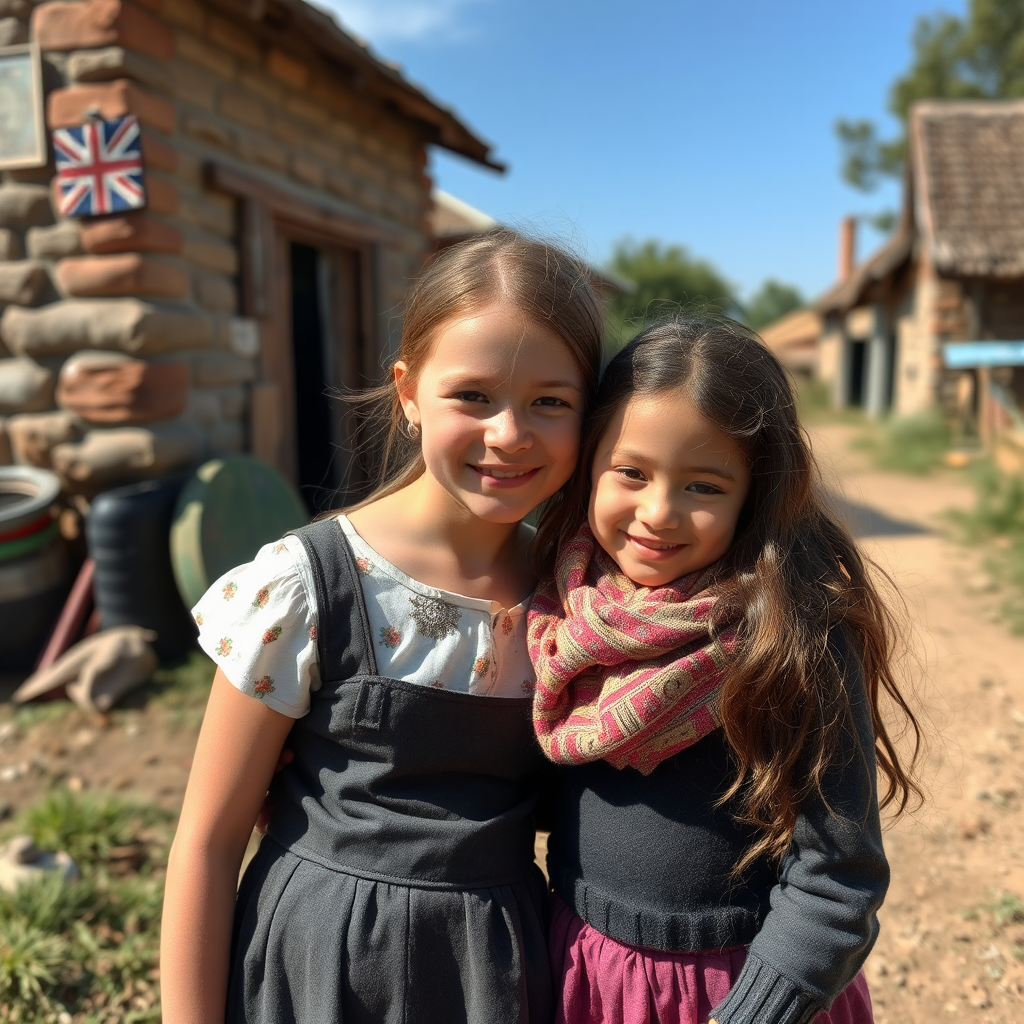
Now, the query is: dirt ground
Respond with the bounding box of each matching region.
[812,422,1024,1024]
[1,419,1023,1022]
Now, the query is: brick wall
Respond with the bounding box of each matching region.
[0,0,432,491]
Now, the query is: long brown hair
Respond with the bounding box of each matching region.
[551,310,921,870]
[348,229,604,538]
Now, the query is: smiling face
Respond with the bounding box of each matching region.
[588,389,751,587]
[396,302,585,525]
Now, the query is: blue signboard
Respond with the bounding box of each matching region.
[943,342,1024,369]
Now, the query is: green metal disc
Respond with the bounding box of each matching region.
[170,455,309,609]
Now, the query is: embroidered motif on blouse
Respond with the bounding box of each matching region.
[409,593,462,641]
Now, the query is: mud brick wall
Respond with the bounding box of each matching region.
[0,0,433,493]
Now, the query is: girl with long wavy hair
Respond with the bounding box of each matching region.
[528,312,921,1024]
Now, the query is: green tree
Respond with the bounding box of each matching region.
[606,238,739,345]
[836,0,1024,193]
[745,279,805,331]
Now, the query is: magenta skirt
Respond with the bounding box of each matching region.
[550,896,874,1024]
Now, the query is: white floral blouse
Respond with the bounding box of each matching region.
[193,515,537,718]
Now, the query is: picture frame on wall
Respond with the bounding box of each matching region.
[0,43,47,170]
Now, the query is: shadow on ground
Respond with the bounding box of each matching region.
[828,495,930,539]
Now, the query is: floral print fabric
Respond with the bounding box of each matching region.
[193,515,536,717]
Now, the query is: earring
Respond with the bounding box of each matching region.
[406,420,420,439]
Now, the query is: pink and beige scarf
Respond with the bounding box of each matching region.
[528,525,738,775]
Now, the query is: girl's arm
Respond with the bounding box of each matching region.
[710,629,890,1024]
[160,670,295,1024]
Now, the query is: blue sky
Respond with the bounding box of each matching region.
[319,0,967,302]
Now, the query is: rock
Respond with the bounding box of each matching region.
[0,357,53,414]
[0,835,78,893]
[0,262,48,306]
[190,349,256,387]
[33,0,174,60]
[0,228,23,261]
[7,410,79,466]
[51,419,202,490]
[56,351,189,424]
[47,79,177,135]
[958,815,990,839]
[26,221,82,260]
[0,185,52,232]
[68,44,174,92]
[56,253,189,299]
[80,213,182,255]
[1,299,214,356]
[966,984,990,1009]
[12,624,158,712]
[0,15,27,44]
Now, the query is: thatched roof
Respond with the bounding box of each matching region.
[913,99,1024,277]
[819,99,1024,315]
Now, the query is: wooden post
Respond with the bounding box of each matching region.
[978,365,993,451]
[250,381,283,469]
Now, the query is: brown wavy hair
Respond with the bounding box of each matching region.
[347,229,604,531]
[548,311,922,870]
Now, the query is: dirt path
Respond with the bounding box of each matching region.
[2,422,1023,1021]
[811,422,1024,1024]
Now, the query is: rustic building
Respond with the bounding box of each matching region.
[817,100,1024,422]
[758,307,821,379]
[0,0,499,509]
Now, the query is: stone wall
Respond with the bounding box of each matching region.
[0,0,432,492]
[892,261,948,416]
[816,325,844,407]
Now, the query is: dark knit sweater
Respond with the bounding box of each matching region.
[544,633,889,1024]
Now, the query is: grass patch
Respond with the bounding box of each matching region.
[853,411,951,474]
[22,791,167,868]
[795,377,866,426]
[946,463,1024,633]
[993,892,1024,928]
[947,464,1024,540]
[12,703,75,733]
[967,890,1024,938]
[0,791,171,1022]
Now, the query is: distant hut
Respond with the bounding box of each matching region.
[817,100,1024,437]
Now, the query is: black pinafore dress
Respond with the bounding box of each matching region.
[227,519,552,1024]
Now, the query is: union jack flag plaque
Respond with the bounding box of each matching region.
[53,115,147,218]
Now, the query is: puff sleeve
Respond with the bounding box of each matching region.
[192,536,320,718]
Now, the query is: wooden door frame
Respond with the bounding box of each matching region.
[207,164,397,483]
